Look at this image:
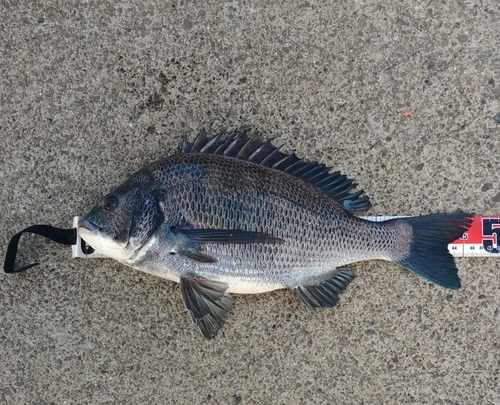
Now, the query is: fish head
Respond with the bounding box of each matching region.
[78,172,164,260]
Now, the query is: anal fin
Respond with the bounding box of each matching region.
[180,278,233,339]
[294,269,355,311]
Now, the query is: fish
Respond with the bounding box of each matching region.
[78,130,472,338]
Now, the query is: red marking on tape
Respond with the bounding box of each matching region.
[450,216,500,253]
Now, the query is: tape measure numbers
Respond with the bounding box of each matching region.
[448,216,500,258]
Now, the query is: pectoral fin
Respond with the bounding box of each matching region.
[172,227,282,245]
[177,248,217,263]
[180,278,233,339]
[171,227,281,263]
[294,269,355,312]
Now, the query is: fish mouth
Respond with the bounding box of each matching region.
[77,218,101,233]
[77,217,131,260]
[77,218,104,249]
[78,217,130,243]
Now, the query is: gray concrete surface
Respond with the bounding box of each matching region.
[1,0,499,404]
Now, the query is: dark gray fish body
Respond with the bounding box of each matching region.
[128,153,405,289]
[78,131,472,338]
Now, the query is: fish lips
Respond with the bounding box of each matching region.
[78,218,132,260]
[77,217,100,233]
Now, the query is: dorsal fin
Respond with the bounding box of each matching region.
[180,130,371,213]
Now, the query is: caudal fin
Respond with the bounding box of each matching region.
[395,214,472,289]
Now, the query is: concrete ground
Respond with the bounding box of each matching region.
[1,0,499,404]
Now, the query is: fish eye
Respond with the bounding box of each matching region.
[103,195,119,211]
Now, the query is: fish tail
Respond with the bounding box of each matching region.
[393,214,473,289]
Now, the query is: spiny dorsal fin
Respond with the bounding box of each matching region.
[180,130,371,213]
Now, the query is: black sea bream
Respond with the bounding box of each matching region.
[78,131,472,338]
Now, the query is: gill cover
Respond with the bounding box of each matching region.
[78,173,165,260]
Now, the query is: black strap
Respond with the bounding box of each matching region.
[4,225,77,273]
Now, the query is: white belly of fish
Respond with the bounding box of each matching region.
[225,278,284,294]
[150,272,284,294]
[123,258,285,294]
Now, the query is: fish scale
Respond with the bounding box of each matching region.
[148,154,383,284]
[73,130,472,338]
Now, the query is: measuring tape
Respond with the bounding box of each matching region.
[447,215,500,258]
[71,216,500,259]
